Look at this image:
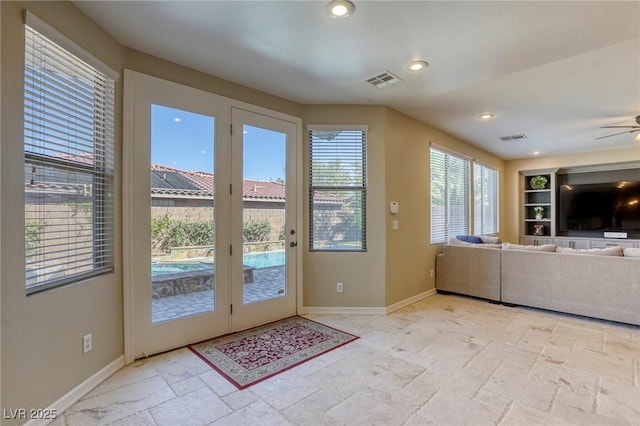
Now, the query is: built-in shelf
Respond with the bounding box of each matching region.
[520,169,558,237]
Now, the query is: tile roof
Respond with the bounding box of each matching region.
[151,164,344,203]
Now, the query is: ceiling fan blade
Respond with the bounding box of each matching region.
[596,129,640,140]
[600,125,640,129]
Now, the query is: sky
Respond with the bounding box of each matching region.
[151,104,286,181]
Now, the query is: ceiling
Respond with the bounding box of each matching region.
[73,1,640,160]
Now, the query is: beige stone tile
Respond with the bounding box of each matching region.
[550,386,607,425]
[463,352,502,378]
[472,387,512,416]
[418,362,487,399]
[393,327,441,353]
[84,360,160,398]
[109,410,157,426]
[528,361,599,398]
[248,373,321,411]
[542,346,634,384]
[597,378,640,425]
[405,390,501,425]
[219,389,259,411]
[501,400,575,425]
[417,336,485,370]
[198,370,238,397]
[325,386,421,425]
[481,363,558,412]
[148,387,231,426]
[388,346,437,369]
[467,326,525,346]
[169,375,206,397]
[478,340,539,370]
[62,376,175,425]
[516,327,577,353]
[212,400,294,426]
[152,348,212,385]
[604,333,640,360]
[280,388,348,425]
[554,323,605,351]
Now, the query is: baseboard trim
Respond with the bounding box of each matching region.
[302,306,386,315]
[302,289,436,316]
[26,356,124,426]
[385,288,436,314]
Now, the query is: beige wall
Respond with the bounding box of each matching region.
[301,105,387,308]
[383,108,505,306]
[504,147,640,243]
[1,2,125,422]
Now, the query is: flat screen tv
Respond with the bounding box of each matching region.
[558,180,640,236]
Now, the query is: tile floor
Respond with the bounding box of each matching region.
[53,294,640,425]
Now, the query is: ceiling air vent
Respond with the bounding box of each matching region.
[499,134,528,142]
[366,71,403,88]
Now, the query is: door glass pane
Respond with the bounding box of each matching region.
[150,105,215,323]
[242,125,287,304]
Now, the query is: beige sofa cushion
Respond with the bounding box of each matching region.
[502,242,557,252]
[556,246,623,256]
[448,238,501,248]
[623,247,640,258]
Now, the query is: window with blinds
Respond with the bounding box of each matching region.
[430,148,470,243]
[309,128,367,251]
[24,21,115,294]
[473,162,499,235]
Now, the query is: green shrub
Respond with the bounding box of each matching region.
[25,219,45,258]
[243,217,271,242]
[151,214,214,251]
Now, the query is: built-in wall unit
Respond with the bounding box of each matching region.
[520,162,640,248]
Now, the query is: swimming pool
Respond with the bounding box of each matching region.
[151,262,212,277]
[243,250,285,268]
[151,250,284,276]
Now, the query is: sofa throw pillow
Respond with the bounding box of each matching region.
[479,236,502,244]
[502,242,557,252]
[623,247,640,258]
[556,246,623,256]
[456,235,483,244]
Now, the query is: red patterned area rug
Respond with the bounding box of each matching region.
[188,316,359,389]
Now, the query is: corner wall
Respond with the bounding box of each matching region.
[383,108,505,306]
[301,105,387,308]
[504,146,640,243]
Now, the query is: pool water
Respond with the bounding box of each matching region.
[151,250,285,276]
[243,250,285,268]
[151,262,212,276]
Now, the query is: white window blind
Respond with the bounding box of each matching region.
[309,128,367,251]
[473,162,499,235]
[430,147,470,243]
[24,21,115,294]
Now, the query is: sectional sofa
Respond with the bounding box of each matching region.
[436,241,640,325]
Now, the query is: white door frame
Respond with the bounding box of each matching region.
[122,70,303,363]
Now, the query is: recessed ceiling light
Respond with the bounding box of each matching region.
[326,0,354,18]
[408,60,429,72]
[478,113,494,120]
[532,151,541,156]
[173,118,181,122]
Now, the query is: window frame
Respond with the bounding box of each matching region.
[24,12,118,294]
[308,125,368,252]
[473,161,500,235]
[430,146,471,244]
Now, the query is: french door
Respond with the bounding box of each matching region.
[123,71,299,361]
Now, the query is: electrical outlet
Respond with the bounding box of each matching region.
[83,333,92,354]
[336,282,344,293]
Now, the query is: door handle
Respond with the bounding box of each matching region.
[289,241,298,248]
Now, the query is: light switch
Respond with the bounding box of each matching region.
[392,220,399,230]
